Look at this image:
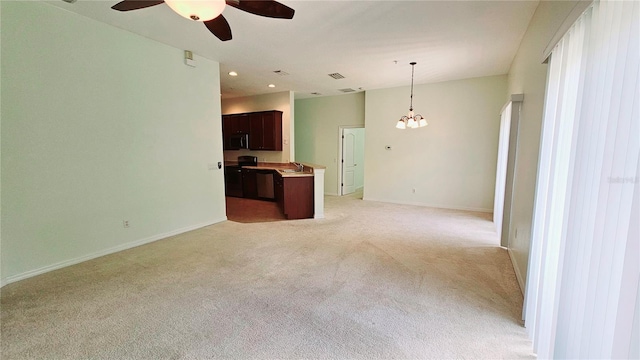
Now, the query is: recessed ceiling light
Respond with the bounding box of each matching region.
[268,84,276,88]
[228,71,238,76]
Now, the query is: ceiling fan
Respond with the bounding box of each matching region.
[111,0,295,41]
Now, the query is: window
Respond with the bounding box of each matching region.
[525,1,639,358]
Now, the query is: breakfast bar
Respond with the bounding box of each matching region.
[224,158,325,220]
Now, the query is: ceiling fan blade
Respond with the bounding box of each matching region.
[226,0,294,19]
[204,15,233,41]
[111,0,164,11]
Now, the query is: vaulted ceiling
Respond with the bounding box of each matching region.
[48,0,539,99]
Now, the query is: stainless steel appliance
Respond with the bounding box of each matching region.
[256,170,275,200]
[228,133,249,150]
[237,155,258,167]
[224,166,243,197]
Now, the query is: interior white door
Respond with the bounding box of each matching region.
[341,129,357,195]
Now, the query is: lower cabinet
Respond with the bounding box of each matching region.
[231,169,314,219]
[275,173,314,220]
[275,174,284,208]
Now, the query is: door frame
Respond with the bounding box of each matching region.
[498,95,523,248]
[337,125,364,196]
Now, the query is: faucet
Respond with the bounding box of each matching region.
[294,162,304,172]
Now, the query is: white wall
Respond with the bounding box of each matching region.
[505,0,580,290]
[0,1,226,284]
[295,93,365,195]
[364,75,507,212]
[221,91,294,163]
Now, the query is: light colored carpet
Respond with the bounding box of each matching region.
[1,191,533,359]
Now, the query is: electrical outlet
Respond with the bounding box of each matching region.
[123,220,130,228]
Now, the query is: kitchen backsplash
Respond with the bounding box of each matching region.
[223,149,289,164]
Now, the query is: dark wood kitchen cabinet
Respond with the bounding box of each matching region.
[274,172,313,220]
[222,111,282,151]
[274,174,284,209]
[249,111,282,151]
[222,114,250,135]
[222,114,250,150]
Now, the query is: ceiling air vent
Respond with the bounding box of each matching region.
[61,0,77,3]
[328,73,345,79]
[273,70,289,76]
[338,88,356,93]
[311,92,322,96]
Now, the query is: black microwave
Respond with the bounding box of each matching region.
[229,133,249,149]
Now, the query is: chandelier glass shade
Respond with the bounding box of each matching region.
[396,62,428,129]
[165,0,226,21]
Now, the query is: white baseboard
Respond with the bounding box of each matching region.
[0,217,227,288]
[507,247,525,295]
[361,197,493,214]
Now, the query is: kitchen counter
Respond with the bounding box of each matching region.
[225,162,324,178]
[223,161,325,219]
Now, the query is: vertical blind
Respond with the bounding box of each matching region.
[525,0,639,358]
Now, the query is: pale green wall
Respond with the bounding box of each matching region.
[364,75,507,212]
[221,91,294,163]
[295,93,365,195]
[0,1,226,284]
[505,0,580,290]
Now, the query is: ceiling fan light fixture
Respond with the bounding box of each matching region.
[165,0,226,22]
[111,0,294,42]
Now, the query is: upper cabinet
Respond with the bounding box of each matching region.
[222,114,250,150]
[222,110,282,151]
[222,114,250,135]
[249,111,283,151]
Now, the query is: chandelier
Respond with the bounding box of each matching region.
[396,62,428,129]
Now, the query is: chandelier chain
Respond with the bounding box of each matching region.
[409,63,415,111]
